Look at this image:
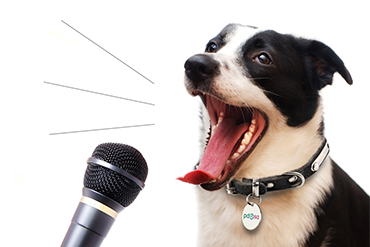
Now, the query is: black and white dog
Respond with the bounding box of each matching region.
[178,24,369,247]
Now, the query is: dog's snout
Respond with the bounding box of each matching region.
[184,54,220,86]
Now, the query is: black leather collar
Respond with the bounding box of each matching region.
[226,139,330,196]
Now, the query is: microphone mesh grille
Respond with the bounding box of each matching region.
[84,143,148,207]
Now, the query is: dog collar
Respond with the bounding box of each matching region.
[226,139,330,196]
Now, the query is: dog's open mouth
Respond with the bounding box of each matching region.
[178,93,267,191]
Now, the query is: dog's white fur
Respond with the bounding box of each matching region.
[194,26,334,247]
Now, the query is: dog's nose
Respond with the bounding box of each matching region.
[184,54,220,85]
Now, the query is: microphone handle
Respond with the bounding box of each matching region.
[61,202,113,247]
[61,188,124,247]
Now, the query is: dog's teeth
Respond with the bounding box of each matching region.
[242,132,252,145]
[212,115,224,134]
[249,117,257,133]
[221,116,258,162]
[217,112,224,125]
[231,153,240,160]
[231,131,254,160]
[248,124,256,133]
[237,144,246,153]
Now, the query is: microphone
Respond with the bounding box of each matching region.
[61,143,148,247]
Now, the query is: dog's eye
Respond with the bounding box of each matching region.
[207,42,218,53]
[255,53,272,65]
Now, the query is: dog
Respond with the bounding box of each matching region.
[178,24,369,247]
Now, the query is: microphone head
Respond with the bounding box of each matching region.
[84,143,148,207]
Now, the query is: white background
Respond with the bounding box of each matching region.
[2,1,369,246]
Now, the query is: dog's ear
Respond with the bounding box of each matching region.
[306,40,352,90]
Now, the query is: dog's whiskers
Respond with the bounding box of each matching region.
[231,91,253,123]
[262,89,282,98]
[251,77,273,80]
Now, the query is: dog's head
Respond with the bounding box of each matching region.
[178,24,352,191]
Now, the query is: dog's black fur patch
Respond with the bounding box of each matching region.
[306,163,369,246]
[239,30,352,127]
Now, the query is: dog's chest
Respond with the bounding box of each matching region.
[196,190,312,247]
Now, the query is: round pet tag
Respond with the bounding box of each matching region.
[242,202,262,230]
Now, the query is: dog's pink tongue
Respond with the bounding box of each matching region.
[178,118,248,185]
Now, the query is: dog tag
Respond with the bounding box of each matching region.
[242,202,262,230]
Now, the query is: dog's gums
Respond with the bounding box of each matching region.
[178,94,266,190]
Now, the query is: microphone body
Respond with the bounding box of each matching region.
[60,143,148,247]
[61,188,124,247]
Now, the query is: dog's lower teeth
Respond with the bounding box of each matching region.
[242,133,251,145]
[237,144,246,153]
[230,120,258,161]
[249,124,256,133]
[209,175,222,184]
[231,153,240,159]
[213,117,258,163]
